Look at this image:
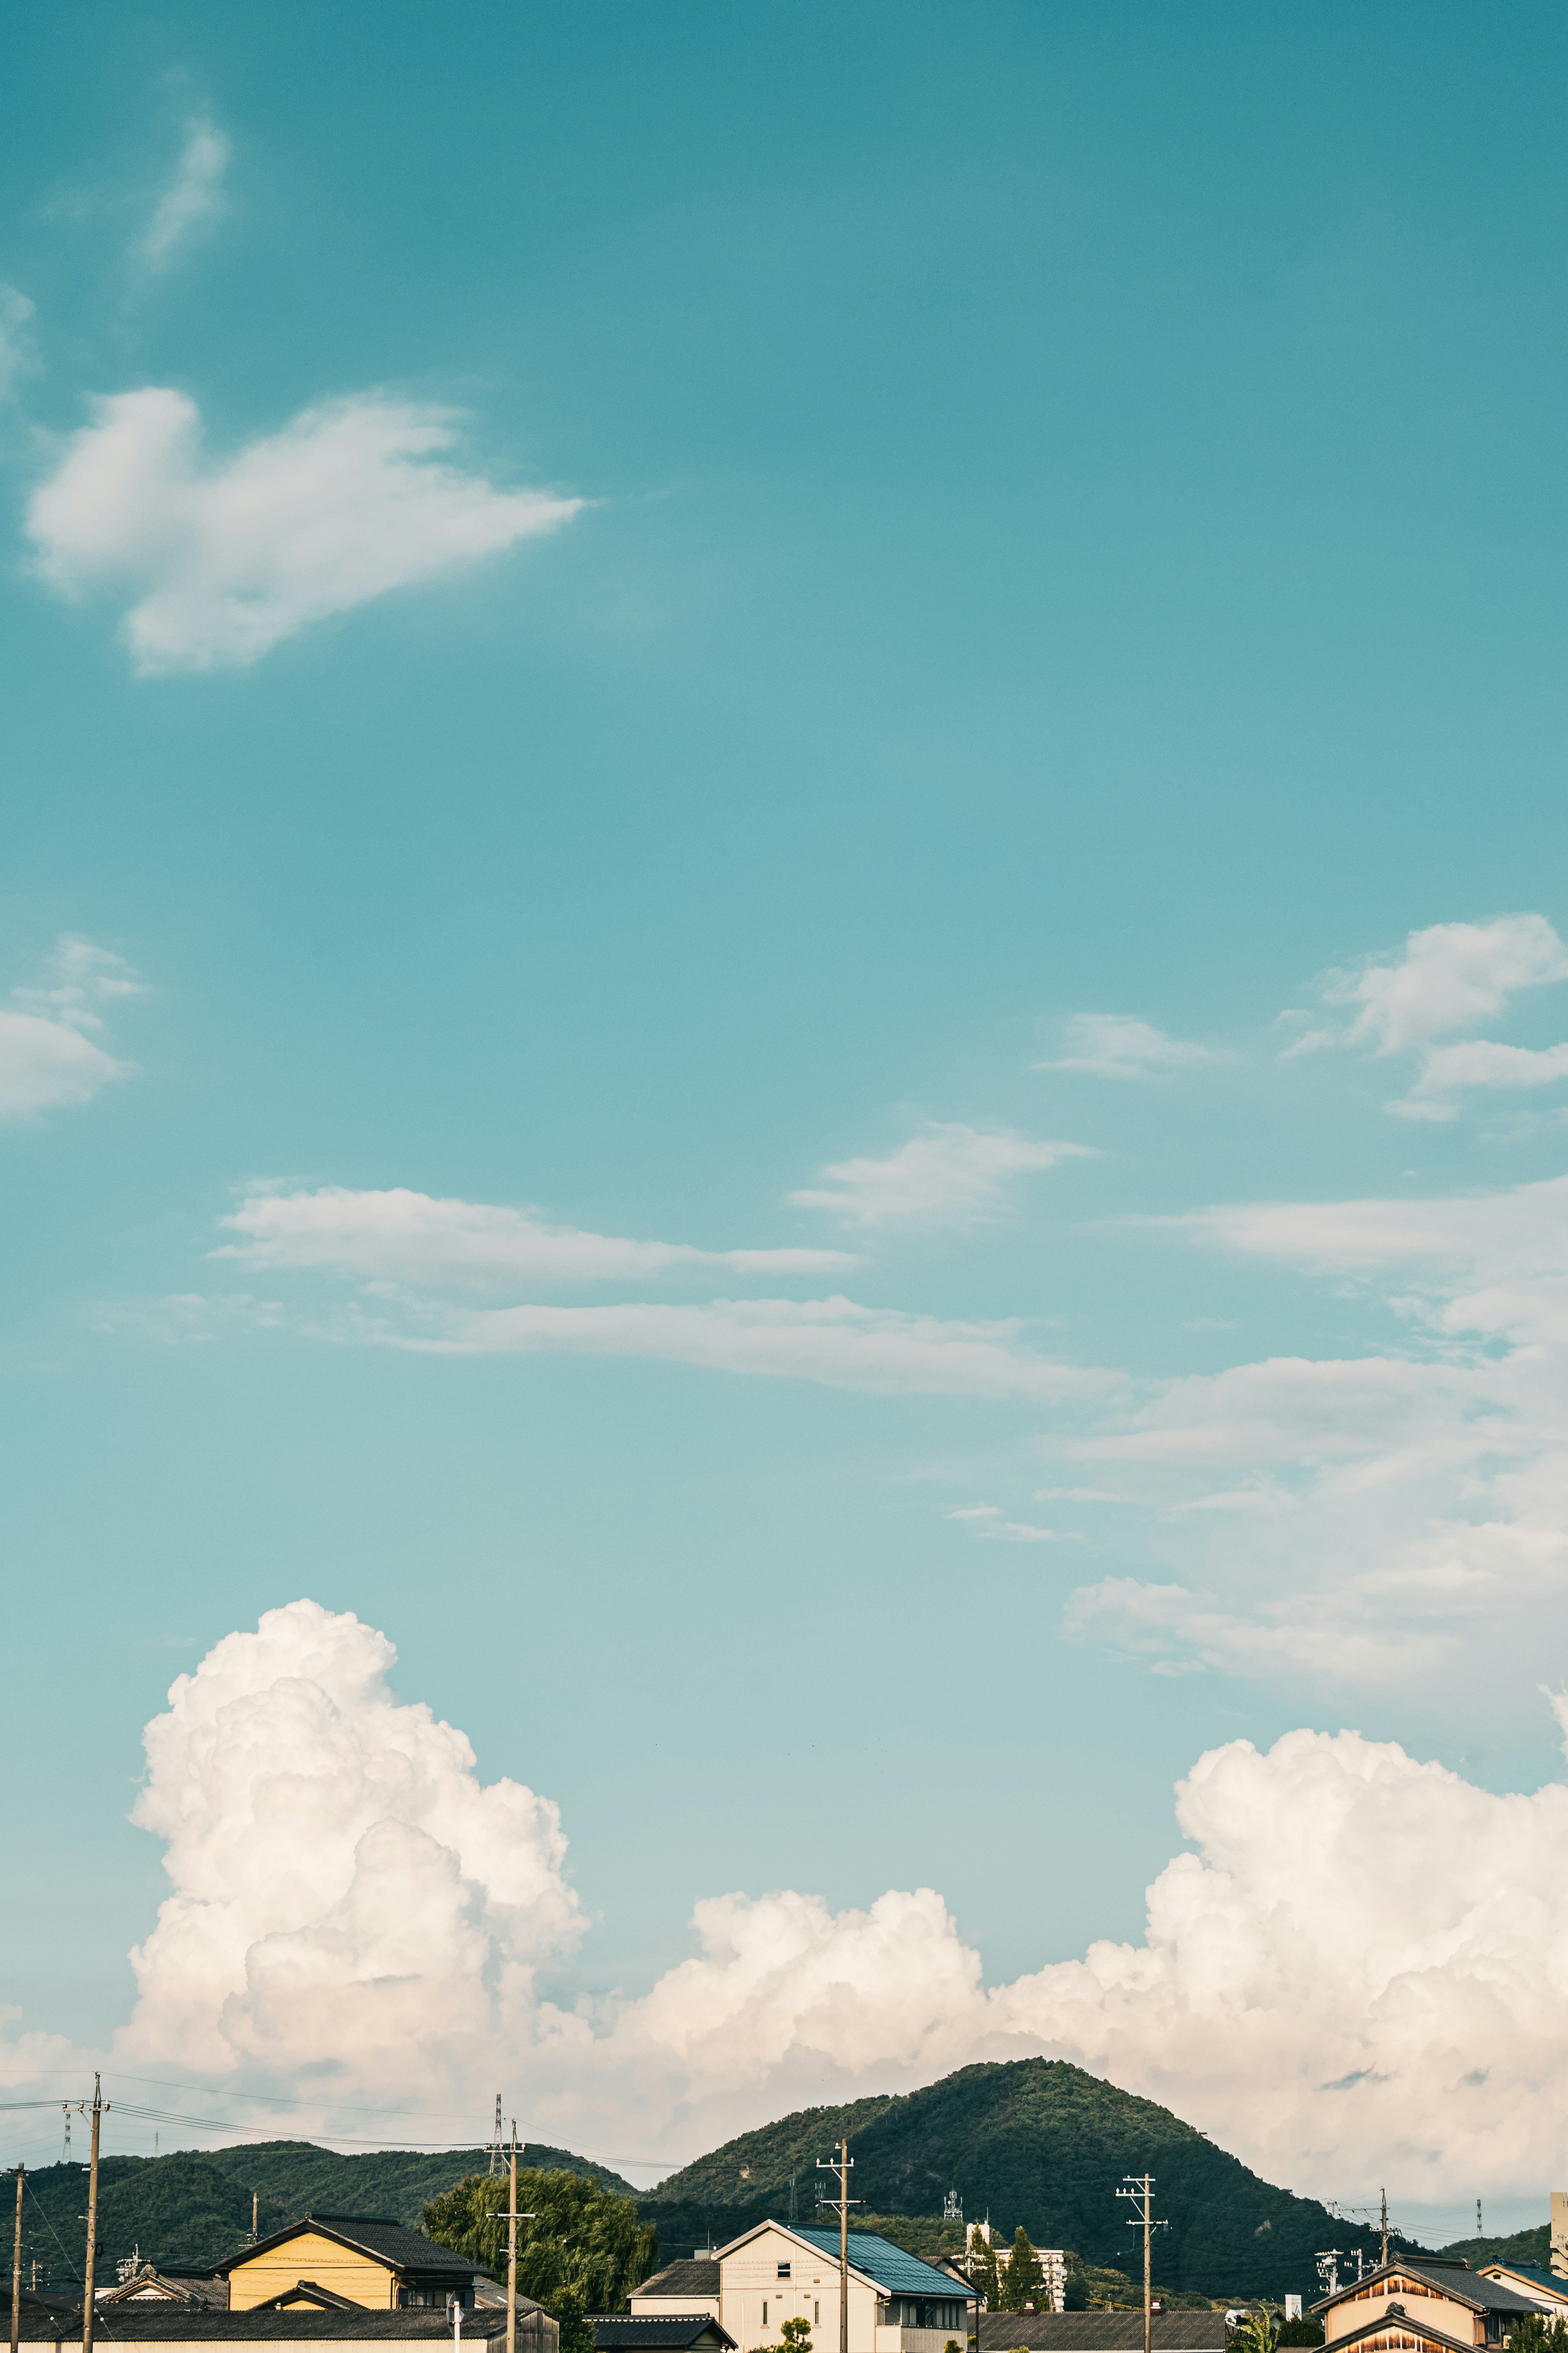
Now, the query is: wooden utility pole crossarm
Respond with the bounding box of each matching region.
[9,2162,22,2353]
[1115,2174,1166,2353]
[81,2077,106,2353]
[816,2139,859,2353]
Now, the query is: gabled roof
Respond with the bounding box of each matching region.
[632,2266,721,2303]
[976,2319,1225,2352]
[587,2323,735,2351]
[1314,2260,1542,2320]
[1479,2266,1568,2304]
[784,2229,967,2300]
[249,2284,366,2313]
[1315,2303,1481,2353]
[216,2217,479,2284]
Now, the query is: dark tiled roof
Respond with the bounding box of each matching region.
[1316,2264,1542,2320]
[978,2318,1225,2353]
[786,2230,961,2299]
[249,2288,364,2315]
[1482,2268,1568,2300]
[587,2323,734,2352]
[632,2269,720,2304]
[15,2312,526,2344]
[217,2221,478,2285]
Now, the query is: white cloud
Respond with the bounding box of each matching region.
[215,1184,856,1287]
[790,1123,1092,1226]
[1323,914,1568,1054]
[369,1293,1102,1399]
[139,118,230,272]
[1038,1015,1229,1081]
[946,1503,1080,1542]
[1294,916,1568,1117]
[1065,1175,1568,1687]
[9,1596,1568,2199]
[119,1599,583,2083]
[0,934,143,1120]
[27,388,581,673]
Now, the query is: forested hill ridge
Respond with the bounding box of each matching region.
[641,2058,1419,2300]
[1436,2226,1551,2269]
[9,2141,636,2289]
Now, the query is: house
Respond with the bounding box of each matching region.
[11,2308,556,2353]
[1477,2271,1568,2317]
[632,2223,973,2353]
[102,2268,230,2309]
[1313,2256,1547,2353]
[587,2319,736,2353]
[976,2319,1225,2353]
[214,2216,489,2313]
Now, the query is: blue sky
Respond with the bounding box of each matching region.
[7,0,1568,2233]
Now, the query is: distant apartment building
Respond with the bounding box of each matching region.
[964,2224,1065,2316]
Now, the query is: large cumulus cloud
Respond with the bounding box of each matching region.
[9,1598,1568,2201]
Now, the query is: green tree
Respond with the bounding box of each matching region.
[1230,2311,1278,2353]
[999,2230,1045,2313]
[1508,2321,1568,2353]
[757,2319,813,2353]
[964,2236,1000,2308]
[1275,2321,1324,2347]
[421,2167,658,2318]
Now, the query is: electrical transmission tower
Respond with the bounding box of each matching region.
[489,2095,503,2178]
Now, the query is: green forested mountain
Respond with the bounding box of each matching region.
[640,2058,1415,2299]
[8,2141,635,2294]
[1437,2226,1551,2268]
[8,2058,1461,2308]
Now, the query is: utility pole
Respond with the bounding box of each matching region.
[250,2194,259,2246]
[1116,2176,1166,2353]
[504,2114,535,2353]
[82,2077,104,2353]
[11,2163,23,2353]
[817,2140,860,2353]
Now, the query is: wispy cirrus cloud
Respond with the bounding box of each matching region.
[946,1504,1081,1542]
[27,390,581,673]
[789,1122,1092,1227]
[1038,1013,1229,1080]
[215,1183,856,1287]
[138,116,230,273]
[0,935,145,1120]
[196,1180,1106,1398]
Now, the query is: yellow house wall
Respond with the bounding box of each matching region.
[227,2233,396,2311]
[1324,2291,1480,2348]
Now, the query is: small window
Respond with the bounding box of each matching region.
[779,2265,792,2281]
[763,2304,768,2326]
[815,2306,820,2326]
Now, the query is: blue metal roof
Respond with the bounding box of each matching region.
[788,2230,967,2299]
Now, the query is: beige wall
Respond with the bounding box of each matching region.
[1324,2286,1480,2349]
[226,2233,397,2311]
[716,2226,968,2353]
[630,2296,723,2320]
[719,2225,877,2353]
